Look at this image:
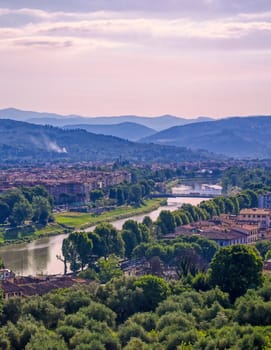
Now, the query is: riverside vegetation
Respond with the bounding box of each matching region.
[0,244,270,349]
[2,167,271,348]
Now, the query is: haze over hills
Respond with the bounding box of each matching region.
[0,119,212,163]
[63,122,156,141]
[0,108,213,131]
[140,116,271,159]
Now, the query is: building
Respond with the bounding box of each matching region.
[173,215,260,247]
[0,269,15,280]
[258,193,271,209]
[0,166,131,205]
[0,274,89,299]
[237,208,271,228]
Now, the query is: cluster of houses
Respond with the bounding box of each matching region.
[0,269,88,299]
[0,165,131,204]
[171,208,271,247]
[2,192,271,296]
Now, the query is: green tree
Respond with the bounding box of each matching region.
[97,254,123,283]
[96,276,145,322]
[210,245,263,301]
[9,198,32,226]
[129,184,142,206]
[0,255,4,269]
[89,189,104,204]
[134,275,170,311]
[93,223,124,258]
[62,232,93,272]
[25,330,67,350]
[32,196,51,225]
[122,229,138,258]
[0,201,10,224]
[117,188,125,206]
[157,210,176,235]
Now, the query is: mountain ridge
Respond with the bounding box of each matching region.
[140,116,271,159]
[0,118,213,163]
[0,108,213,131]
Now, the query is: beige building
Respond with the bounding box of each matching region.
[238,208,271,228]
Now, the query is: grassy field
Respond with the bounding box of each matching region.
[55,198,162,229]
[34,223,69,236]
[0,199,162,245]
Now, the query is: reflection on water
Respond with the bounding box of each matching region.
[0,234,68,276]
[0,197,207,276]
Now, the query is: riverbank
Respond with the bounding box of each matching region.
[0,196,205,276]
[0,198,163,246]
[55,198,163,230]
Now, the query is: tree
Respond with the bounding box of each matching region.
[134,275,170,311]
[156,210,176,235]
[122,229,138,258]
[96,276,145,322]
[210,245,263,301]
[142,216,152,228]
[93,223,125,258]
[122,220,142,243]
[32,196,51,225]
[117,188,125,206]
[0,201,10,224]
[2,190,24,212]
[256,240,271,259]
[62,232,93,272]
[96,254,123,283]
[25,330,67,350]
[9,198,32,226]
[128,184,142,206]
[89,189,103,204]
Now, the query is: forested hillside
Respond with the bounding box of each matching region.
[0,119,212,163]
[141,116,271,158]
[63,122,156,141]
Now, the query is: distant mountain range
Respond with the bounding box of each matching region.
[0,119,212,163]
[2,108,271,159]
[140,116,271,158]
[63,122,155,141]
[0,108,213,131]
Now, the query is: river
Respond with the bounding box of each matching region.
[0,197,207,276]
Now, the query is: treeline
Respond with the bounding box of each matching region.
[0,186,53,226]
[62,219,219,280]
[62,188,258,275]
[89,179,154,207]
[0,243,269,349]
[155,189,258,235]
[222,166,271,193]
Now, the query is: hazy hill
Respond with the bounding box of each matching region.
[140,116,271,158]
[63,122,156,141]
[0,108,213,131]
[0,119,213,163]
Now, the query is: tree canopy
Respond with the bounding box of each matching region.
[210,244,263,301]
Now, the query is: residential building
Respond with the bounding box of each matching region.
[237,208,271,228]
[258,193,271,209]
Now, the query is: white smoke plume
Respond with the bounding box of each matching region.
[30,136,68,153]
[46,140,67,153]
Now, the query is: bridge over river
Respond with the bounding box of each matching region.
[152,193,216,198]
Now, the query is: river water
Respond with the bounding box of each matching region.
[0,197,207,276]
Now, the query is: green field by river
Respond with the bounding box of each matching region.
[0,199,162,244]
[55,198,162,229]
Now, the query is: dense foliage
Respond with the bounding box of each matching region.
[61,188,257,274]
[1,266,271,349]
[221,166,271,193]
[0,186,53,227]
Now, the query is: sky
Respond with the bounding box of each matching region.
[0,0,270,118]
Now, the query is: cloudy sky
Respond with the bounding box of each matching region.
[0,0,270,118]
